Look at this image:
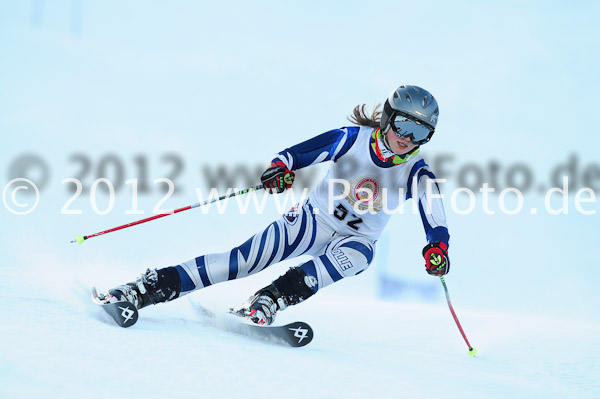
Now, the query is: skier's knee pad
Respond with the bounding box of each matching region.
[325,235,375,278]
[304,236,375,290]
[259,267,315,308]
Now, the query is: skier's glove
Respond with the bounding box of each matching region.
[422,242,450,276]
[261,161,295,194]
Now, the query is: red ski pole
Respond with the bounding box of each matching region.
[440,276,477,357]
[70,185,264,244]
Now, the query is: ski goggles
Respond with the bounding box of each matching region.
[390,113,434,145]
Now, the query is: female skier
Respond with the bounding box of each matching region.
[103,85,451,325]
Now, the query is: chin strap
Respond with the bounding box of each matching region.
[405,145,421,157]
[382,133,393,152]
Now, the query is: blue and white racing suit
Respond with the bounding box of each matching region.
[174,126,449,297]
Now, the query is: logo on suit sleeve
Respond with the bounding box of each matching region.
[284,205,299,225]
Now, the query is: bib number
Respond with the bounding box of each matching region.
[333,204,363,231]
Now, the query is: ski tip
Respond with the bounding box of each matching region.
[91,287,107,305]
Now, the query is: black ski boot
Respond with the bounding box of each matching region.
[232,266,315,325]
[231,291,282,325]
[106,267,181,310]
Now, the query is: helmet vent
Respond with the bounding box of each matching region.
[386,85,439,130]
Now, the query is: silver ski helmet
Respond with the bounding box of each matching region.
[380,85,439,145]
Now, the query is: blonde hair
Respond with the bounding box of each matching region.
[347,104,381,128]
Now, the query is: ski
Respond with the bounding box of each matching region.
[92,287,139,328]
[193,302,313,347]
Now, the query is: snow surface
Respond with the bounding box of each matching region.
[1,257,598,399]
